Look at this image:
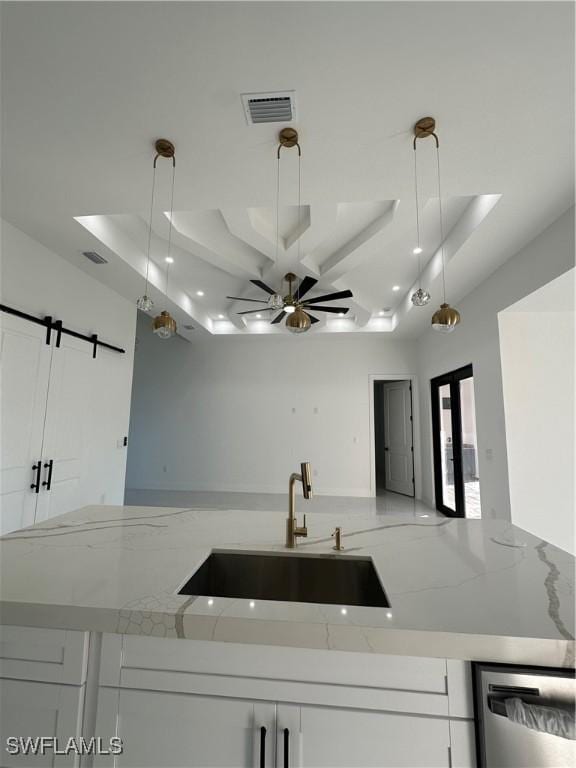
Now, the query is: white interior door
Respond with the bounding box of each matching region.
[383,381,414,497]
[0,315,52,534]
[35,334,94,524]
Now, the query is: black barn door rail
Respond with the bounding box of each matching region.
[0,303,125,357]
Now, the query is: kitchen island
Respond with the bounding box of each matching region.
[1,505,574,767]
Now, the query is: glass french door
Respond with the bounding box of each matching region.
[431,365,480,518]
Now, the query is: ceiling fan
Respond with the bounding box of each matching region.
[227,273,353,333]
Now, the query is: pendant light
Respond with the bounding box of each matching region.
[151,139,177,339]
[410,121,431,307]
[413,117,461,333]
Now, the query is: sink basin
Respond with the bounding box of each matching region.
[178,550,389,608]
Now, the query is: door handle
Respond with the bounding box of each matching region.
[42,460,54,491]
[30,462,41,493]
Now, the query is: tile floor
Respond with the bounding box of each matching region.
[124,488,441,519]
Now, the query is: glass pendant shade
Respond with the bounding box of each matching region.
[268,293,284,310]
[136,294,154,312]
[431,303,460,333]
[152,310,177,339]
[411,288,431,307]
[286,308,311,333]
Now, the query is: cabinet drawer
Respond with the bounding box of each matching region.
[101,634,448,692]
[0,625,89,685]
[100,634,453,717]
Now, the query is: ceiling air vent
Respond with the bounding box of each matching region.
[241,91,296,125]
[82,250,108,265]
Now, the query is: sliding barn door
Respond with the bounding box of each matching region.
[0,315,52,534]
[35,335,95,523]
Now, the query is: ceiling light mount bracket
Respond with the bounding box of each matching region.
[413,117,439,149]
[154,138,176,167]
[277,128,301,157]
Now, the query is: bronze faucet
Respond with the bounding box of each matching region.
[286,462,312,548]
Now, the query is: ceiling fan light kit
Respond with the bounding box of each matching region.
[226,132,354,333]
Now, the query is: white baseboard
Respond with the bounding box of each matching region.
[125,482,373,498]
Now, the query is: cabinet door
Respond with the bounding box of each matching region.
[277,703,451,768]
[94,687,275,768]
[0,678,83,767]
[0,315,51,534]
[35,335,94,523]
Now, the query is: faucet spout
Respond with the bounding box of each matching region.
[286,462,312,548]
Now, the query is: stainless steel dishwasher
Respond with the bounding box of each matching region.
[473,662,575,767]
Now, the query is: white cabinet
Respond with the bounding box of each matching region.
[0,679,84,767]
[94,687,275,768]
[0,312,129,534]
[277,703,451,768]
[94,635,475,768]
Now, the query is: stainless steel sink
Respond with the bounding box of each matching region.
[178,550,389,608]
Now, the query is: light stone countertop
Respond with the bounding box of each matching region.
[0,505,574,667]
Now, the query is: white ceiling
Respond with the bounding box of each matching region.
[1,1,573,339]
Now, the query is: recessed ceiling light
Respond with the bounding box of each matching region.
[392,285,400,292]
[196,290,204,297]
[218,314,225,319]
[413,247,423,255]
[256,314,262,319]
[284,305,296,314]
[378,310,385,316]
[340,607,348,615]
[165,256,174,264]
[338,312,345,317]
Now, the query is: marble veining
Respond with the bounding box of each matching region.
[0,505,574,666]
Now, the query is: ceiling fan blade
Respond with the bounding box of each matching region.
[237,308,274,315]
[294,276,318,301]
[226,296,269,304]
[271,311,286,325]
[306,313,320,324]
[304,306,349,314]
[250,279,276,295]
[303,290,353,305]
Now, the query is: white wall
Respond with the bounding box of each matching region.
[499,270,574,553]
[417,206,575,519]
[0,220,137,505]
[126,323,418,496]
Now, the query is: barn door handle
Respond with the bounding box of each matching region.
[42,460,54,491]
[30,462,41,493]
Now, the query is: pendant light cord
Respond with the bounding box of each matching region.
[297,150,302,265]
[275,153,280,263]
[435,142,447,304]
[413,144,422,288]
[144,162,158,296]
[165,160,176,295]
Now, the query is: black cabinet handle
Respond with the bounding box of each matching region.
[259,726,266,768]
[283,728,289,768]
[30,462,41,493]
[42,460,54,491]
